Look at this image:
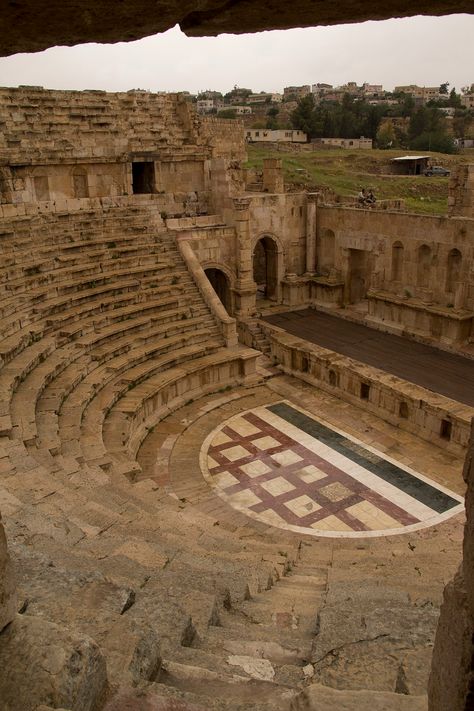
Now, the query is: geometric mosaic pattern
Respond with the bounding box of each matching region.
[200,401,464,538]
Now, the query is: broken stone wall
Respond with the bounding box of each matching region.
[317,205,474,311]
[249,193,307,276]
[0,87,201,164]
[449,164,474,219]
[2,162,127,205]
[201,117,247,162]
[0,88,246,214]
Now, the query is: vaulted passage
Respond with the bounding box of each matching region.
[253,236,279,300]
[205,268,232,314]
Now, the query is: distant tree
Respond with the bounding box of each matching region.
[266,106,279,130]
[217,109,237,119]
[376,122,397,148]
[394,125,409,149]
[401,93,415,116]
[439,82,450,95]
[453,110,472,139]
[290,94,317,140]
[409,106,445,140]
[448,87,462,108]
[410,131,457,154]
[362,104,386,140]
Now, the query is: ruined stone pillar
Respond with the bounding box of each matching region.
[305,192,319,274]
[233,197,256,317]
[448,164,474,218]
[428,419,474,711]
[262,158,284,194]
[454,282,467,311]
[0,511,16,632]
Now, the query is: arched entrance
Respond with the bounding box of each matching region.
[253,236,279,301]
[205,268,233,315]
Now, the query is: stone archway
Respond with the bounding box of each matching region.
[252,235,281,302]
[204,267,233,315]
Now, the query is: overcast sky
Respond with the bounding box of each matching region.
[0,14,472,95]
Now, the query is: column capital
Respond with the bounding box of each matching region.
[233,196,252,212]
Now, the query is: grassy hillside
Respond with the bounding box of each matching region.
[245,145,474,215]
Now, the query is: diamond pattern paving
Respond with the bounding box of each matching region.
[200,401,464,538]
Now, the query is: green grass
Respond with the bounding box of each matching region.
[245,145,472,216]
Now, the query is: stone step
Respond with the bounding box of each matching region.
[104,682,295,711]
[290,684,428,711]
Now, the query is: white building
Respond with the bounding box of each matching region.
[318,137,373,149]
[234,106,252,115]
[245,129,307,143]
[461,94,474,110]
[362,83,384,95]
[197,99,214,114]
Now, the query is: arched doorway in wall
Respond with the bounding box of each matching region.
[205,267,233,315]
[253,235,279,301]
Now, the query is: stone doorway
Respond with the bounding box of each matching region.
[253,236,279,301]
[205,268,233,315]
[348,249,372,305]
[132,161,155,194]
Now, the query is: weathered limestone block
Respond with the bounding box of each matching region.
[0,615,107,711]
[0,510,16,632]
[429,420,474,711]
[104,689,206,710]
[13,554,162,688]
[312,585,438,692]
[102,616,162,686]
[291,684,427,710]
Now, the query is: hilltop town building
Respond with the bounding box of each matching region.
[246,128,307,142]
[318,136,373,149]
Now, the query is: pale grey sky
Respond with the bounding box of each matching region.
[0,15,472,95]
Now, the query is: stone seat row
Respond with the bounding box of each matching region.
[0,241,229,497]
[2,293,221,446]
[1,380,299,699]
[0,276,208,353]
[36,332,222,469]
[0,203,305,707]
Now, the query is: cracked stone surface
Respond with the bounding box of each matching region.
[311,587,438,693]
[0,511,16,632]
[0,614,107,711]
[0,1,473,56]
[227,655,275,681]
[291,683,428,710]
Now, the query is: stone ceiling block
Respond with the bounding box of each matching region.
[0,0,472,57]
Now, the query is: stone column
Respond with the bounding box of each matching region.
[233,197,256,317]
[341,248,351,305]
[305,192,319,275]
[263,158,284,194]
[454,282,467,311]
[0,511,16,632]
